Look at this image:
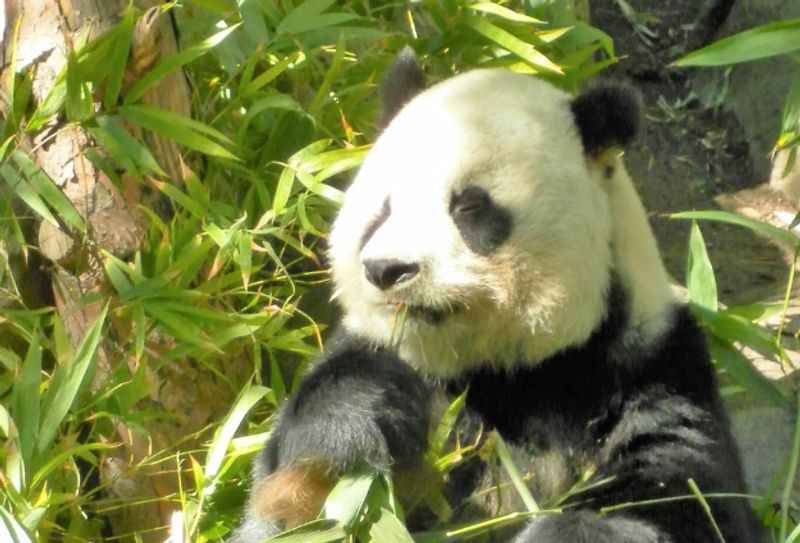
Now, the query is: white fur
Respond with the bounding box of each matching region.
[328,70,673,378]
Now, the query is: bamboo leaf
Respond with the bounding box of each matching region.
[708,337,790,409]
[0,504,33,543]
[367,507,416,543]
[37,304,108,456]
[673,18,800,67]
[264,519,346,543]
[238,232,253,290]
[0,163,60,228]
[205,384,268,481]
[125,23,242,104]
[686,222,718,312]
[495,432,539,512]
[430,390,466,457]
[467,3,544,24]
[671,210,800,250]
[90,115,165,176]
[119,104,238,160]
[103,7,135,109]
[11,151,85,232]
[464,15,562,74]
[65,52,93,122]
[12,333,41,472]
[324,472,376,527]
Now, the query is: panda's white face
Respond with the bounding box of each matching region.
[329,70,613,378]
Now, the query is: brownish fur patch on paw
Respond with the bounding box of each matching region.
[252,460,336,530]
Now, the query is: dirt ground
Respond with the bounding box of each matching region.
[592,0,792,305]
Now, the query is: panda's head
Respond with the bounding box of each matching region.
[329,51,646,378]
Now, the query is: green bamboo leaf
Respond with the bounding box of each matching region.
[296,169,345,205]
[243,54,298,96]
[467,3,544,24]
[37,304,108,456]
[686,222,718,312]
[90,115,165,177]
[673,18,800,67]
[12,333,41,471]
[102,251,134,295]
[310,32,346,116]
[26,78,66,132]
[238,232,253,290]
[671,210,800,250]
[11,151,86,232]
[708,337,790,409]
[273,164,296,216]
[65,51,93,122]
[119,105,238,160]
[430,390,466,457]
[695,304,782,357]
[265,519,346,543]
[187,0,236,13]
[279,12,358,34]
[133,303,146,361]
[205,384,268,480]
[146,302,217,350]
[277,0,340,34]
[30,442,115,490]
[495,432,539,512]
[238,94,307,142]
[103,7,135,109]
[125,23,241,104]
[0,504,33,543]
[149,178,207,218]
[464,15,563,74]
[366,507,416,543]
[0,163,60,228]
[324,472,376,526]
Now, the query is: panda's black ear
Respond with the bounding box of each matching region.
[570,83,641,155]
[379,47,426,128]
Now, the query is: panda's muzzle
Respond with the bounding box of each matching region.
[363,258,420,291]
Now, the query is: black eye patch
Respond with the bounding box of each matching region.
[359,197,391,250]
[450,186,511,255]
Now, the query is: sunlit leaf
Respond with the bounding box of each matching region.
[674,18,800,67]
[467,3,544,24]
[686,222,718,312]
[464,15,563,74]
[37,304,108,456]
[125,22,242,104]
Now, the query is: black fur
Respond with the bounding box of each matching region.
[261,337,431,475]
[450,185,512,255]
[379,46,426,129]
[446,285,764,542]
[359,197,391,250]
[239,289,764,542]
[571,83,641,154]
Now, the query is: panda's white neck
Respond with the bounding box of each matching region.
[599,154,676,345]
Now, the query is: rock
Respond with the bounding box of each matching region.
[729,405,800,500]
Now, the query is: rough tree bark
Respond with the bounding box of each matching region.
[2,1,230,539]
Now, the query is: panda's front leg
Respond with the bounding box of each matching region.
[231,338,431,543]
[511,389,761,543]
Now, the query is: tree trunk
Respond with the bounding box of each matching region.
[2,1,217,539]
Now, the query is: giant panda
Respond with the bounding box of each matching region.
[232,49,766,543]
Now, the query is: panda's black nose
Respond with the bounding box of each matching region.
[363,259,420,290]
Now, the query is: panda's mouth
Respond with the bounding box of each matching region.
[383,301,462,325]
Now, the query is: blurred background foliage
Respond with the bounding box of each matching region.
[0,0,798,541]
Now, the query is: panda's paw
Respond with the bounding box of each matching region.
[515,511,670,543]
[238,343,431,535]
[267,344,432,475]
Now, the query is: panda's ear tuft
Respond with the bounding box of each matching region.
[380,46,426,128]
[570,83,641,155]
